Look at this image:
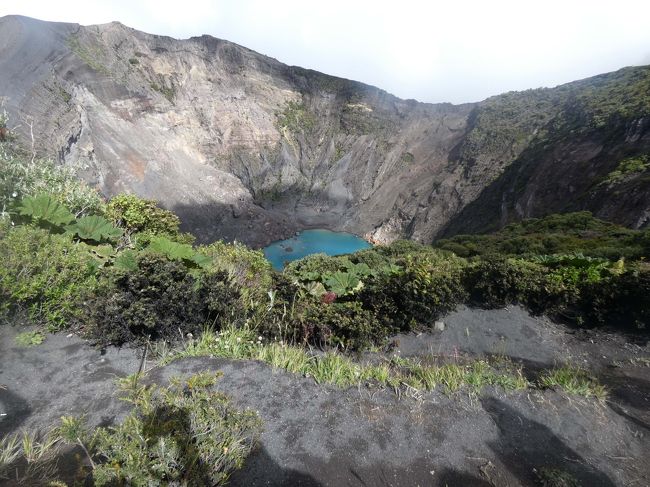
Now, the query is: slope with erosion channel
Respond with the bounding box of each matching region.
[0,14,649,247]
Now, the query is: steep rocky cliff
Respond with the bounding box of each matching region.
[1,15,648,246]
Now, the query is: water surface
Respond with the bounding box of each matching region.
[263,229,371,270]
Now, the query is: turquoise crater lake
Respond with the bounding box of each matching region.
[263,229,372,270]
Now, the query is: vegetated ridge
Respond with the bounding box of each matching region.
[0,15,648,247]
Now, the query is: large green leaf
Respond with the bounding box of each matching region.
[148,236,195,261]
[114,250,138,272]
[304,281,326,297]
[324,271,363,296]
[66,215,123,242]
[190,253,213,270]
[19,194,75,226]
[92,244,117,259]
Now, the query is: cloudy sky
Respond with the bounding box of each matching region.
[2,0,650,103]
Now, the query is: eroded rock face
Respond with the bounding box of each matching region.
[1,15,648,246]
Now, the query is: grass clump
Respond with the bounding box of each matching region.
[14,330,45,347]
[166,327,530,394]
[390,356,529,393]
[539,365,608,401]
[0,430,62,485]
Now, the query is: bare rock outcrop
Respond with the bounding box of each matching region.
[1,15,648,246]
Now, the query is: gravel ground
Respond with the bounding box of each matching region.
[1,306,648,486]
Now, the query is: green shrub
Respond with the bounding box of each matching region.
[199,240,273,298]
[0,142,104,217]
[90,373,261,486]
[463,258,573,314]
[105,193,190,243]
[284,253,351,281]
[361,253,467,331]
[296,301,382,350]
[0,224,98,329]
[275,100,317,134]
[581,270,650,330]
[88,253,241,343]
[535,467,581,487]
[349,247,393,269]
[202,270,244,323]
[87,253,196,343]
[436,212,646,260]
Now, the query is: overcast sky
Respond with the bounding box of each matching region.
[2,0,650,103]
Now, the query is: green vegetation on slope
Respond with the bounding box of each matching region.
[600,154,650,185]
[1,128,648,349]
[457,65,650,168]
[435,211,648,260]
[0,373,261,486]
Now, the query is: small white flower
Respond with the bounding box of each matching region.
[236,337,242,342]
[257,336,263,341]
[11,192,17,198]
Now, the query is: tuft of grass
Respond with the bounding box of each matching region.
[391,356,529,393]
[0,430,62,483]
[14,330,45,347]
[165,327,530,394]
[539,365,608,400]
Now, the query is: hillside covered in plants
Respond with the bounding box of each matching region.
[2,130,648,352]
[1,125,649,485]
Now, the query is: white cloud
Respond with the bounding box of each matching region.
[2,0,649,103]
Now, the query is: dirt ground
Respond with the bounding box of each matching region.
[1,305,648,486]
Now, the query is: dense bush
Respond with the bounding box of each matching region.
[105,193,193,244]
[296,301,382,350]
[0,223,98,328]
[88,254,205,343]
[284,253,352,279]
[463,258,572,315]
[361,253,467,331]
[87,253,241,344]
[199,240,273,300]
[580,270,650,331]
